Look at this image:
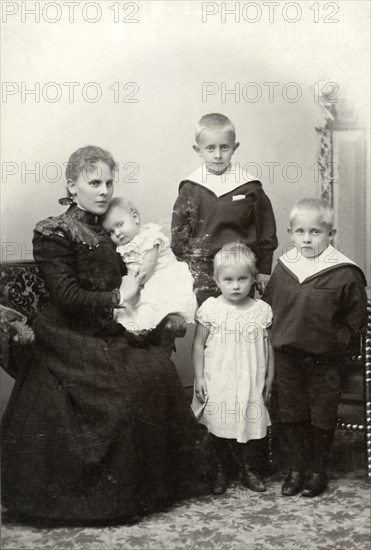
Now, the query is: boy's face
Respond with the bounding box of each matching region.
[193,129,239,175]
[288,212,336,259]
[103,207,140,246]
[67,161,114,215]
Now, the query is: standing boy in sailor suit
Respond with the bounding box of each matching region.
[262,198,368,497]
[171,113,277,305]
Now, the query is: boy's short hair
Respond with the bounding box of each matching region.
[290,198,335,229]
[105,196,140,218]
[195,113,236,143]
[214,242,257,278]
[65,146,116,183]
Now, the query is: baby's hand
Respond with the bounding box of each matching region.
[195,377,208,404]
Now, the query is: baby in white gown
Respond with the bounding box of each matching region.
[103,197,197,332]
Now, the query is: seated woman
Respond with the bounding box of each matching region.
[1,146,211,524]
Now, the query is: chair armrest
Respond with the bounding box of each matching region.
[0,304,35,344]
[157,314,187,356]
[162,314,187,339]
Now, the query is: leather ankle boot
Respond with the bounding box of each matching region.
[282,470,305,496]
[213,464,227,495]
[241,465,266,492]
[302,427,334,497]
[301,472,328,497]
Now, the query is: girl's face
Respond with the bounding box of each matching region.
[67,161,114,215]
[216,262,254,303]
[103,207,140,246]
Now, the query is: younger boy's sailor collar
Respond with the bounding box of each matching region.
[279,244,357,284]
[185,163,257,197]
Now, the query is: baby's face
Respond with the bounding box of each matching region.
[103,207,140,246]
[288,212,335,259]
[194,129,239,175]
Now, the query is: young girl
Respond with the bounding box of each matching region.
[171,113,277,305]
[103,197,197,332]
[191,242,274,494]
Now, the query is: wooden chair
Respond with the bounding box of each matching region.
[336,299,371,478]
[0,260,186,379]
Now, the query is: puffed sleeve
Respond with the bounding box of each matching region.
[256,300,273,329]
[33,230,119,323]
[195,298,219,333]
[139,224,168,253]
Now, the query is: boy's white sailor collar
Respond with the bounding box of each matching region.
[278,245,357,284]
[185,163,257,198]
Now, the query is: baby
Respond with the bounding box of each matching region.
[103,197,197,332]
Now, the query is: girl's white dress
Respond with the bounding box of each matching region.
[115,223,197,331]
[191,297,273,443]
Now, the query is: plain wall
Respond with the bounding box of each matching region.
[1,1,370,398]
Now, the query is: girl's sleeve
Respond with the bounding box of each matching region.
[195,299,218,333]
[254,187,278,275]
[171,183,196,263]
[195,300,211,327]
[259,301,273,329]
[139,224,168,253]
[33,231,119,322]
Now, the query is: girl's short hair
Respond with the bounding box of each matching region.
[214,242,257,278]
[195,113,236,143]
[65,146,116,182]
[290,198,334,229]
[105,197,140,218]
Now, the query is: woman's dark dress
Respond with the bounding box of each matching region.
[1,205,210,521]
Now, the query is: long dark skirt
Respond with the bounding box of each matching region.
[1,314,211,522]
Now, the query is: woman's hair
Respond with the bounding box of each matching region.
[65,145,116,183]
[195,113,236,143]
[289,198,334,229]
[213,242,257,278]
[104,197,140,219]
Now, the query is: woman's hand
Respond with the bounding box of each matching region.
[118,272,146,306]
[195,377,208,404]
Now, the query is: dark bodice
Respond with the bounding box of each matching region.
[33,205,127,333]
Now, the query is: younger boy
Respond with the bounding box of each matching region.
[171,113,277,304]
[262,198,367,497]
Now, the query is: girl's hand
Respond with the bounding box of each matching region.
[195,377,208,404]
[263,376,274,404]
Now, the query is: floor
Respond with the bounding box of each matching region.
[1,431,370,550]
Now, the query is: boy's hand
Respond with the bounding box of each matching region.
[195,377,208,404]
[255,273,270,295]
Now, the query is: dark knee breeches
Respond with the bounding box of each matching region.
[275,349,342,430]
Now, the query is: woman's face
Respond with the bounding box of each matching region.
[68,161,114,215]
